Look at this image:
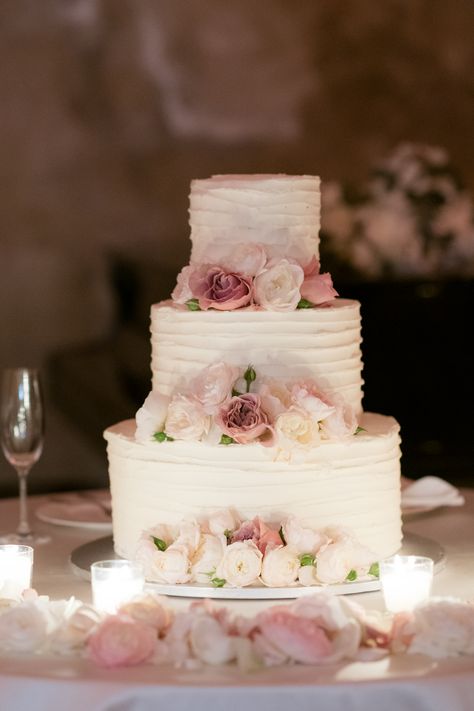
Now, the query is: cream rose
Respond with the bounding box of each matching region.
[253,258,304,311]
[316,539,374,584]
[191,534,227,584]
[140,543,191,585]
[275,407,321,449]
[190,615,236,665]
[165,394,210,441]
[298,564,319,587]
[190,362,239,415]
[0,603,48,652]
[220,242,267,277]
[291,385,335,422]
[207,508,240,537]
[135,391,171,443]
[49,606,100,655]
[260,546,300,587]
[408,598,474,658]
[257,379,292,420]
[174,519,201,557]
[119,595,172,635]
[215,541,262,587]
[282,516,328,555]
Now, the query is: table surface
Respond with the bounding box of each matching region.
[1,490,474,711]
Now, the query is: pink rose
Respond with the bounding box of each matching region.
[189,266,252,310]
[217,393,273,445]
[88,615,156,668]
[256,607,333,664]
[231,517,282,554]
[301,257,338,305]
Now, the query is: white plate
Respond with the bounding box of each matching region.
[36,502,112,531]
[70,532,446,599]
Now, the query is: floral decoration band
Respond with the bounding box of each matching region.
[135,363,359,449]
[171,246,338,312]
[134,511,378,588]
[1,587,472,670]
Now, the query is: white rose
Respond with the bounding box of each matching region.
[174,519,201,557]
[260,546,300,587]
[171,265,194,304]
[138,542,191,585]
[282,516,328,555]
[191,534,227,584]
[320,401,357,440]
[207,508,240,537]
[49,606,99,655]
[408,597,474,658]
[275,407,321,449]
[298,564,319,587]
[315,538,374,584]
[215,541,262,587]
[0,603,48,652]
[253,258,304,311]
[190,363,239,415]
[165,395,210,441]
[291,385,335,422]
[220,242,267,277]
[190,615,236,665]
[135,391,171,442]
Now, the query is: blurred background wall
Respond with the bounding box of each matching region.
[1,0,473,494]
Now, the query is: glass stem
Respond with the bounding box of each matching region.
[17,468,31,537]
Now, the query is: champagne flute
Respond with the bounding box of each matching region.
[0,368,49,544]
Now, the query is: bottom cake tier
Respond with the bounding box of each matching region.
[104,412,402,562]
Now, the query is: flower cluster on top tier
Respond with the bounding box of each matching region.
[3,588,474,669]
[135,511,378,589]
[171,244,338,311]
[135,363,358,450]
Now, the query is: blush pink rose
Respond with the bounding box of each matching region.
[189,266,252,310]
[256,607,333,664]
[88,615,156,668]
[231,517,282,554]
[217,393,274,445]
[301,257,338,305]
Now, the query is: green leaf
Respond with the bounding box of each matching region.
[152,536,167,551]
[299,553,315,567]
[296,298,314,309]
[346,569,357,582]
[368,562,380,578]
[279,526,286,545]
[211,577,226,588]
[220,434,236,445]
[153,431,174,442]
[186,298,201,311]
[355,426,367,435]
[243,365,256,392]
[231,388,242,397]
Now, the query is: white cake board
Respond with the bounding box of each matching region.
[70,532,445,600]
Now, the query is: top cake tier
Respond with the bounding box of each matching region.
[189,174,321,265]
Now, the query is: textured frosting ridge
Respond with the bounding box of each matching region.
[105,413,402,561]
[151,298,364,414]
[189,174,321,265]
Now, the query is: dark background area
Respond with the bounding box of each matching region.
[0,0,473,495]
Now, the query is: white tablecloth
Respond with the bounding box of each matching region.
[1,491,474,711]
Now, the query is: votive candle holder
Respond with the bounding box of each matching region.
[91,559,145,614]
[0,544,33,599]
[380,555,434,613]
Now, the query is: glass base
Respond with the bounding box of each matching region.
[0,532,51,546]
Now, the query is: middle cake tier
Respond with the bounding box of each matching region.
[151,299,364,415]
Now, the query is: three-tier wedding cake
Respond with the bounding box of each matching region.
[104,175,402,586]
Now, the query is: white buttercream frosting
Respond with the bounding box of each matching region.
[105,413,402,562]
[189,174,321,265]
[151,299,364,414]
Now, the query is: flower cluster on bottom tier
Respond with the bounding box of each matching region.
[134,511,379,588]
[1,589,474,669]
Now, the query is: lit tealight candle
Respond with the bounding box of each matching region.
[380,555,434,613]
[91,560,145,614]
[0,545,34,599]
